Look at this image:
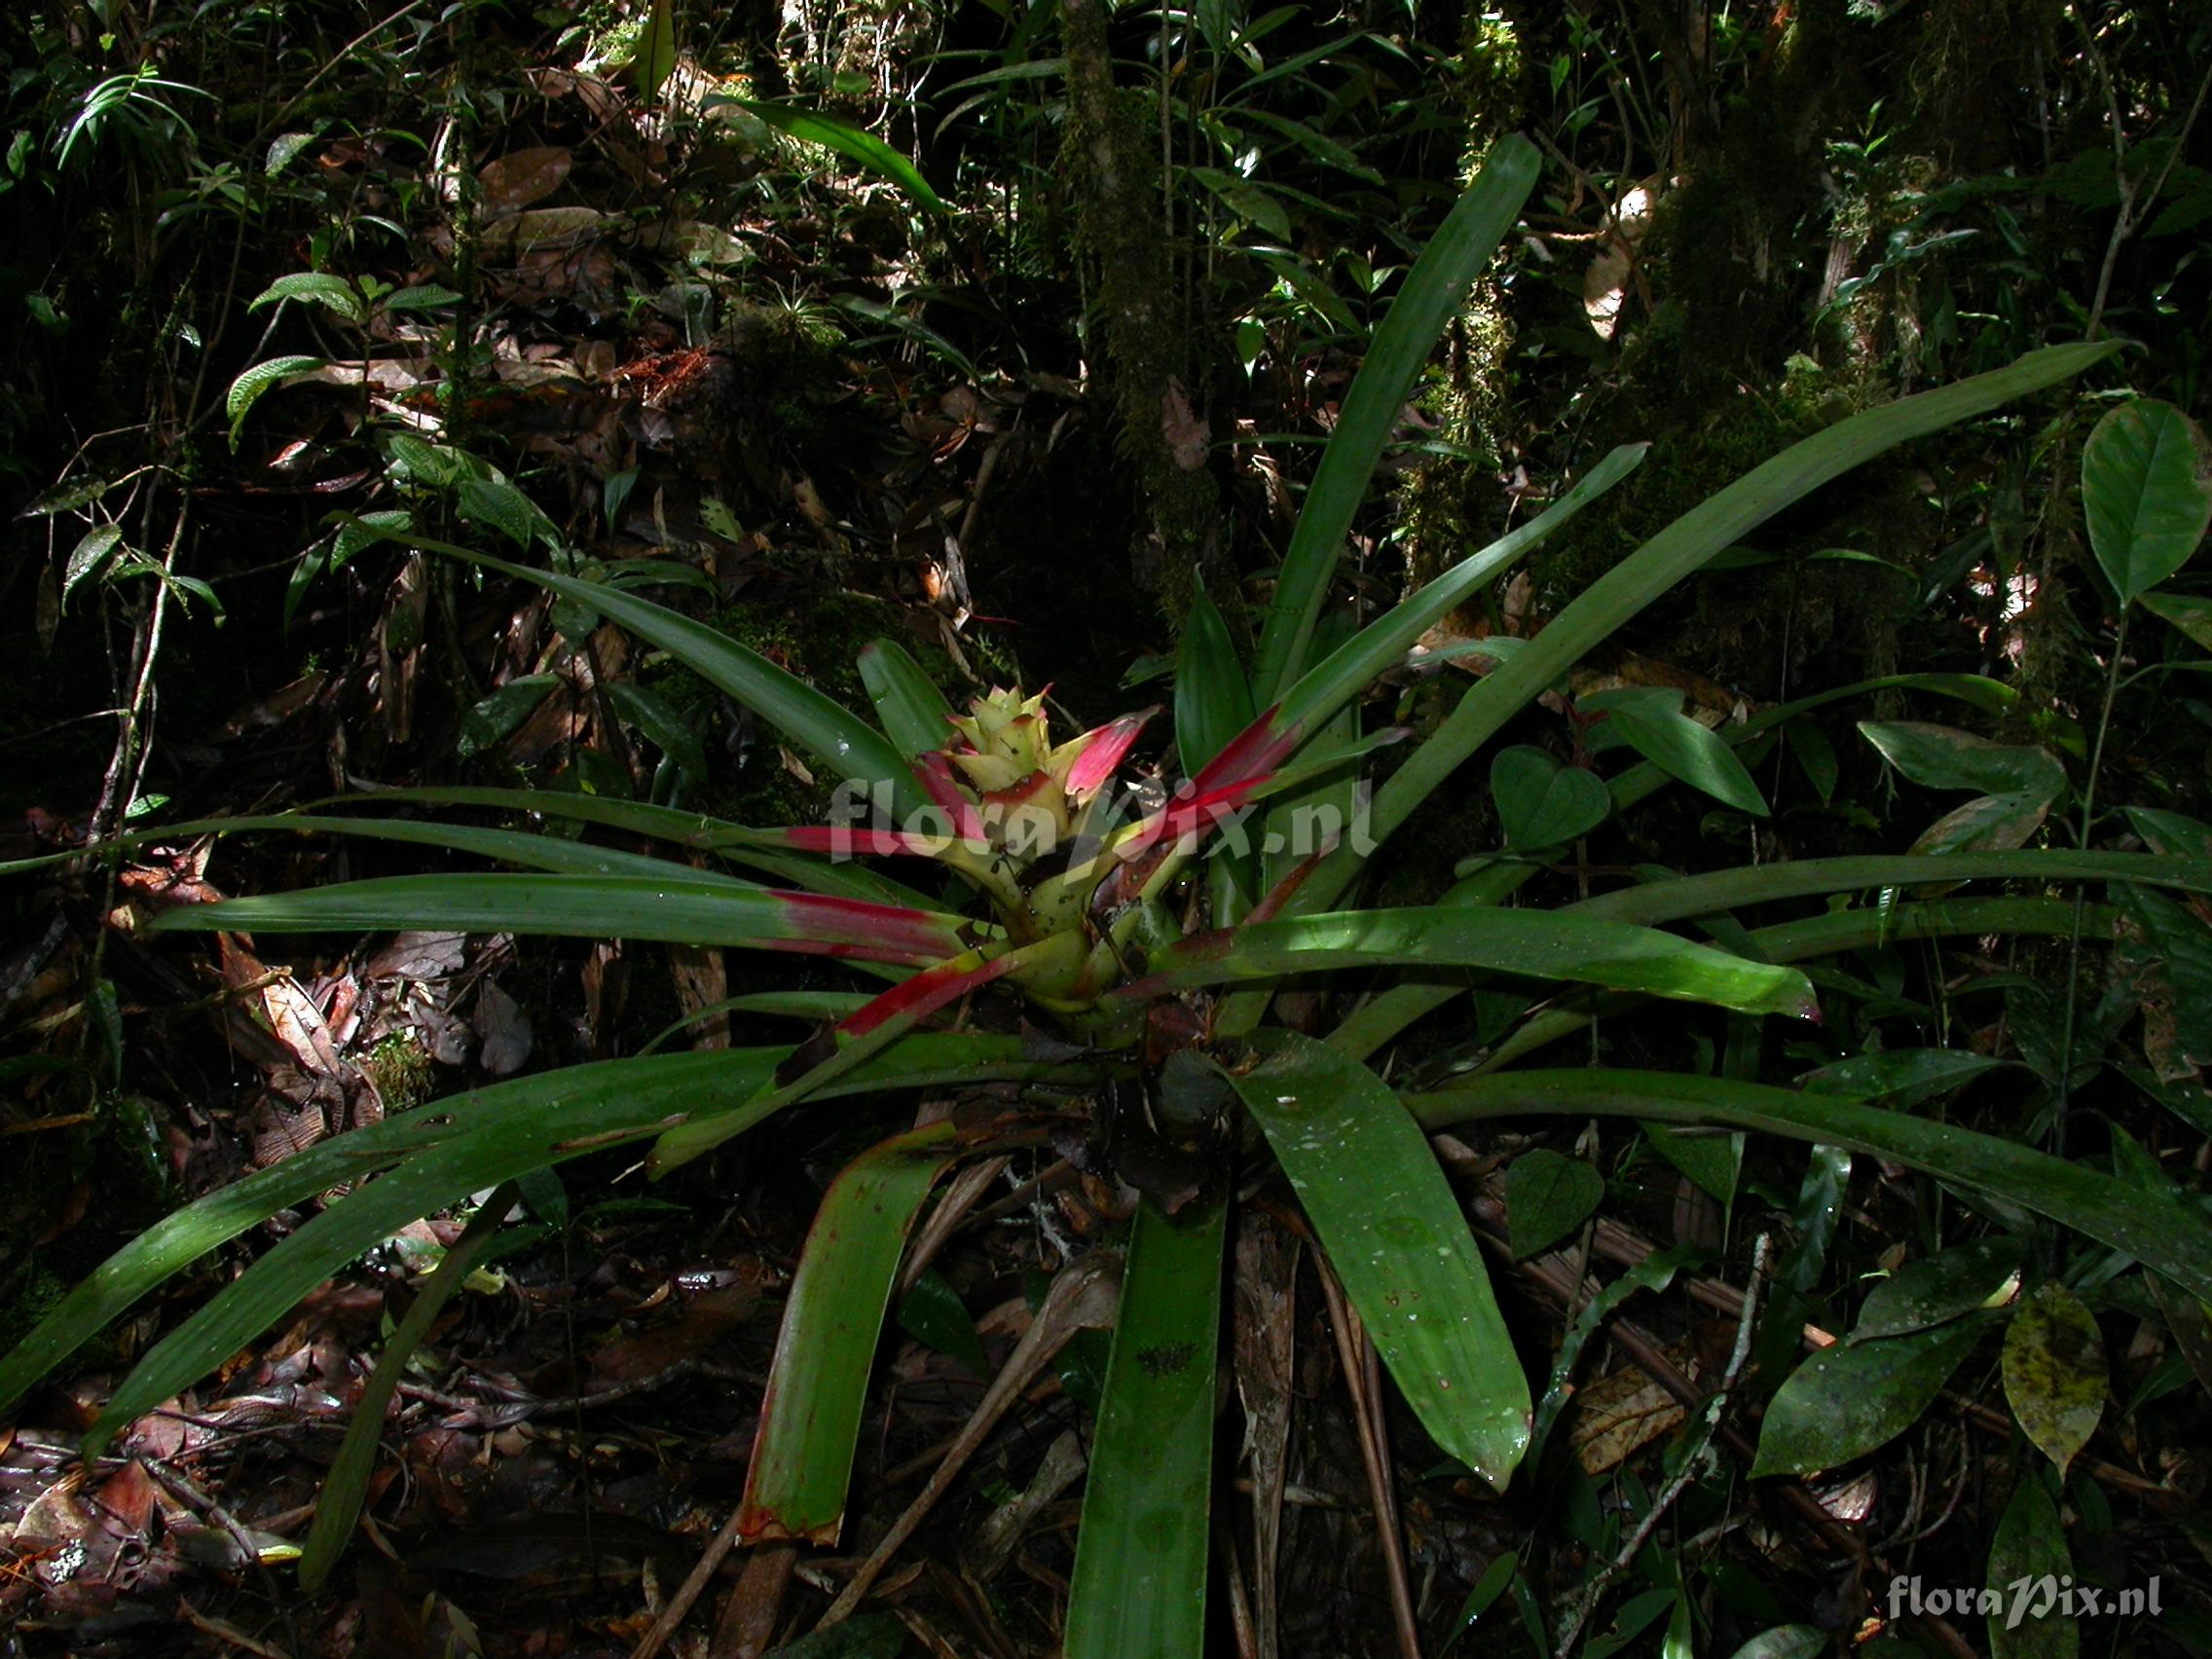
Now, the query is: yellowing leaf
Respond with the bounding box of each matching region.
[2000,1281,2107,1477]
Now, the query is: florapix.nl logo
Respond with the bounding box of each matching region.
[1886,1573,2162,1629]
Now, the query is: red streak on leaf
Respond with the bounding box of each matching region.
[1190,705,1300,795]
[1064,707,1157,796]
[837,951,1016,1037]
[911,754,986,840]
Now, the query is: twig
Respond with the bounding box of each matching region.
[1556,1235,1770,1656]
[1314,1257,1423,1659]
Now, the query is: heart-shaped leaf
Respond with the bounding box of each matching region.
[2083,398,2212,607]
[1505,1149,1604,1258]
[2001,1281,2108,1477]
[1490,746,1611,849]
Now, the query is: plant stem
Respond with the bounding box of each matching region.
[2051,607,2129,1163]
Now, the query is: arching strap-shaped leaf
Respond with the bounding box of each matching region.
[739,1121,960,1544]
[1119,906,1819,1019]
[147,873,975,967]
[1405,1069,2212,1305]
[1279,341,2121,926]
[1567,850,2212,928]
[1218,1032,1530,1488]
[1064,1198,1226,1659]
[1272,442,1647,740]
[706,96,948,214]
[337,519,929,819]
[300,1182,518,1592]
[1251,137,1541,700]
[3,1036,1094,1427]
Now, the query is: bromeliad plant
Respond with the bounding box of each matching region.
[8,136,2212,1645]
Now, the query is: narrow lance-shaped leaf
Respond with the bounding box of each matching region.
[1251,137,1542,700]
[300,1184,518,1591]
[1405,1069,2212,1306]
[1272,442,1646,740]
[1218,1031,1530,1488]
[708,96,947,213]
[1175,576,1254,775]
[739,1122,960,1543]
[1122,905,1819,1019]
[1064,1200,1225,1659]
[148,873,975,966]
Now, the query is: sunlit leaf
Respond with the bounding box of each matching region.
[710,96,947,213]
[1251,138,1540,699]
[857,637,954,757]
[226,353,322,447]
[635,0,678,101]
[248,272,363,323]
[1583,688,1767,817]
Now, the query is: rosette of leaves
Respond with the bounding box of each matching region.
[9,138,2212,1647]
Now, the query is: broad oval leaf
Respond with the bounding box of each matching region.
[2000,1281,2108,1477]
[2083,398,2212,607]
[1583,688,1768,817]
[1799,1048,2001,1111]
[1491,747,1611,849]
[2136,589,2212,652]
[1726,1628,1829,1659]
[1987,1471,2078,1659]
[1855,1237,2023,1340]
[1217,1031,1530,1489]
[1505,1149,1604,1258]
[62,524,126,607]
[457,675,560,757]
[247,271,363,324]
[1751,1320,1985,1476]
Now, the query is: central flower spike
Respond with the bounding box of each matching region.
[935,686,1151,873]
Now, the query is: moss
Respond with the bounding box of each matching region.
[364,1031,436,1113]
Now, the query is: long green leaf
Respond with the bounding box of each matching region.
[1250,137,1541,701]
[1272,442,1646,739]
[1127,906,1819,1018]
[1175,577,1255,775]
[739,1121,960,1543]
[711,96,948,213]
[1568,850,2212,928]
[858,637,956,756]
[300,1183,517,1591]
[1405,1069,2212,1304]
[342,521,930,820]
[1064,1199,1225,1659]
[1329,341,2120,890]
[1219,1032,1530,1487]
[147,873,976,964]
[3,1037,1096,1424]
